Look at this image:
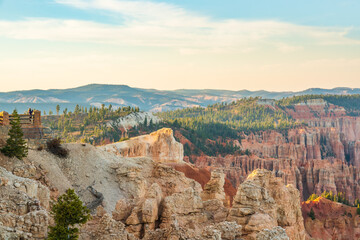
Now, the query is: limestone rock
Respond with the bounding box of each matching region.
[256,227,289,240]
[228,169,305,240]
[80,214,136,240]
[0,167,50,240]
[161,187,206,230]
[202,221,242,240]
[201,169,227,206]
[112,199,134,222]
[103,128,184,163]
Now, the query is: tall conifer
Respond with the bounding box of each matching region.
[48,189,91,240]
[1,109,28,160]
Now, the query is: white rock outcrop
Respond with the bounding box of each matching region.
[103,128,184,163]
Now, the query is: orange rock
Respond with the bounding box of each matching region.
[302,197,360,240]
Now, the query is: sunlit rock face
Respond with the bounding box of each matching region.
[102,128,184,163]
[228,169,305,240]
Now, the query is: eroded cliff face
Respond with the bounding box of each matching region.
[302,197,360,240]
[285,99,347,120]
[189,117,360,202]
[0,129,300,239]
[228,169,305,240]
[0,167,50,239]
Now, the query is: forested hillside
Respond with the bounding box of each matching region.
[152,97,299,157]
[41,94,360,158]
[42,104,140,144]
[158,97,299,132]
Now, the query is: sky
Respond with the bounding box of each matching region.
[0,0,359,92]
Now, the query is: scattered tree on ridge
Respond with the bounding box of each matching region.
[56,105,60,115]
[1,109,28,160]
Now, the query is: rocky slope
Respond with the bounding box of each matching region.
[0,167,50,239]
[302,197,360,240]
[0,128,304,239]
[105,112,161,132]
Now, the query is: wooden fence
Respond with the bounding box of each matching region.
[0,111,41,127]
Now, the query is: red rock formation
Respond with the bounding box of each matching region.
[302,197,360,240]
[168,162,236,205]
[189,117,360,203]
[284,99,346,120]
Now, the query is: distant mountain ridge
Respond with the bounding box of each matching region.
[0,84,359,113]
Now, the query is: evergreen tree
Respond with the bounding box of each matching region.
[309,208,315,220]
[1,110,28,160]
[48,189,91,240]
[143,117,148,127]
[56,105,60,115]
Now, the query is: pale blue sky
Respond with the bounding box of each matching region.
[1,0,360,27]
[0,0,359,91]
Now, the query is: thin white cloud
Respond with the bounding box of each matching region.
[0,0,358,54]
[55,0,207,27]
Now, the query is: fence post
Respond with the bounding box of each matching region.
[33,110,41,127]
[0,111,10,126]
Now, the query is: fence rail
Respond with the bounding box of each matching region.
[1,111,40,127]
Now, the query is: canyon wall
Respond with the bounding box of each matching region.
[190,117,360,202]
[0,128,303,239]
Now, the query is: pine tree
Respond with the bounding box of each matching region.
[309,208,316,220]
[56,105,60,115]
[48,189,91,240]
[1,110,28,160]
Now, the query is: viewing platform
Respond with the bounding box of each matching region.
[0,110,52,148]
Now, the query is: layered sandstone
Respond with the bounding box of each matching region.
[169,162,237,204]
[201,169,227,206]
[189,117,360,202]
[284,99,346,120]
